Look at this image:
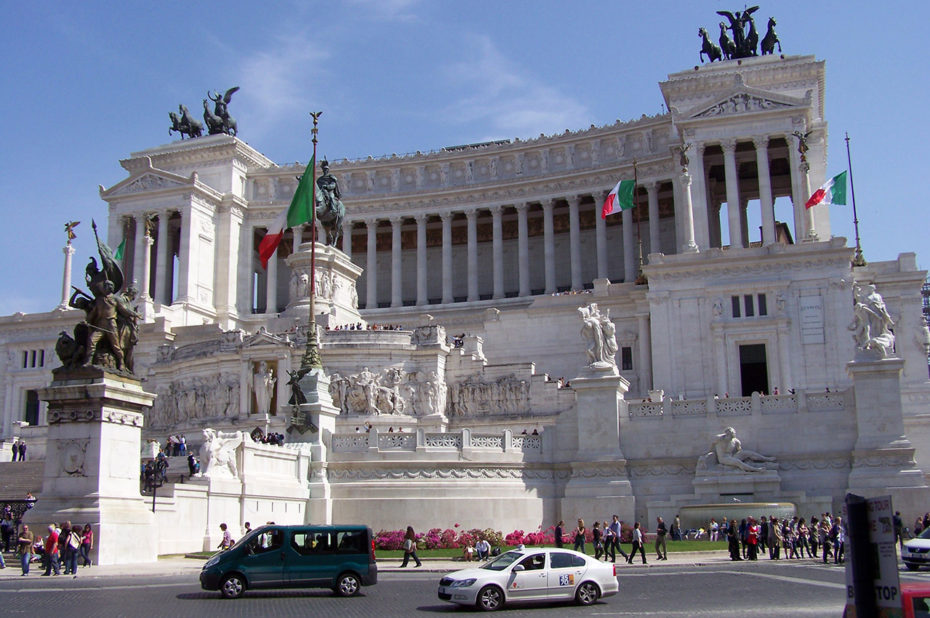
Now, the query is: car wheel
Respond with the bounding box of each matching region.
[476,585,504,611]
[575,581,600,606]
[904,561,919,571]
[334,572,361,596]
[220,573,245,599]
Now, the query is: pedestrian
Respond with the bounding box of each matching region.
[655,516,668,560]
[893,511,904,550]
[627,522,647,564]
[770,517,781,559]
[18,440,26,461]
[759,516,769,555]
[243,522,252,537]
[606,515,628,563]
[11,439,18,462]
[809,516,820,558]
[218,523,233,550]
[727,520,742,561]
[399,526,422,567]
[592,522,604,560]
[42,524,60,576]
[63,521,80,576]
[820,518,832,564]
[747,518,759,560]
[18,523,35,575]
[832,517,845,563]
[554,520,564,548]
[0,512,12,551]
[573,519,586,553]
[80,524,93,567]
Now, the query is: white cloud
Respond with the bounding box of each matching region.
[236,34,331,139]
[440,35,590,140]
[343,0,421,22]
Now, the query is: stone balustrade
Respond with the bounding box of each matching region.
[628,390,849,419]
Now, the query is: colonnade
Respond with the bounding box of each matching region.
[121,210,178,306]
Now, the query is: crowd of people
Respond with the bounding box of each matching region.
[327,322,405,331]
[717,513,848,563]
[8,520,93,576]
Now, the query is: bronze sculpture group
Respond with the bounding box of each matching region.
[56,221,141,374]
[699,7,781,63]
[169,86,239,139]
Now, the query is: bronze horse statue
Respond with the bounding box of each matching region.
[761,17,781,55]
[718,22,736,60]
[169,106,203,139]
[202,99,225,135]
[314,160,345,247]
[699,27,722,63]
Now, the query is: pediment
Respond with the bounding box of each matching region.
[241,328,291,348]
[108,173,188,197]
[682,83,809,121]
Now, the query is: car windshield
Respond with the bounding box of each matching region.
[481,550,524,571]
[920,528,930,540]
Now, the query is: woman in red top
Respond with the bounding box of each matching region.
[746,518,759,560]
[80,524,93,568]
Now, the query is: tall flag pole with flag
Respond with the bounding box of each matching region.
[845,132,866,267]
[301,111,324,373]
[632,161,647,285]
[805,171,847,209]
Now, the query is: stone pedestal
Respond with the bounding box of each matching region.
[692,468,782,500]
[285,243,363,327]
[846,357,928,513]
[27,368,157,565]
[292,368,340,525]
[559,365,634,522]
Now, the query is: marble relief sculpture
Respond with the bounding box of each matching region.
[697,427,776,473]
[849,283,895,358]
[198,428,241,479]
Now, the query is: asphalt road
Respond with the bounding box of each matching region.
[2,561,927,617]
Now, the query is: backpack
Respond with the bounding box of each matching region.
[69,531,81,549]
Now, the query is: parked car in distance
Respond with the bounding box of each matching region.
[200,524,377,599]
[903,528,930,571]
[437,547,619,611]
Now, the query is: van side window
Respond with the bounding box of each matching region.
[250,529,283,554]
[336,531,366,553]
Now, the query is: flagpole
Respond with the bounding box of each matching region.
[300,112,324,371]
[845,132,866,267]
[633,160,647,285]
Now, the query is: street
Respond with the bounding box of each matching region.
[6,559,927,617]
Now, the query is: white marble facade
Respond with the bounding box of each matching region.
[1,53,929,535]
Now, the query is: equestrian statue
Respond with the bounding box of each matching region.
[315,159,346,247]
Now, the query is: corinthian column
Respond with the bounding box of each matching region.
[415,213,428,305]
[595,191,608,279]
[156,211,169,304]
[441,212,453,304]
[390,216,403,307]
[753,136,776,245]
[366,219,378,309]
[678,170,698,253]
[722,139,744,248]
[515,203,530,297]
[466,209,478,301]
[542,199,555,294]
[491,205,504,299]
[59,243,75,309]
[568,195,581,290]
[646,182,660,256]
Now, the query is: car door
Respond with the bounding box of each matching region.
[547,551,587,599]
[507,552,549,600]
[286,528,337,586]
[241,528,286,588]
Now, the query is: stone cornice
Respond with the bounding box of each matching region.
[100,158,223,205]
[122,134,274,173]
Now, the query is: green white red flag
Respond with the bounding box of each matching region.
[601,179,636,218]
[805,171,847,209]
[259,155,315,268]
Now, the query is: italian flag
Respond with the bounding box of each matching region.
[805,171,847,209]
[258,155,315,269]
[601,179,635,218]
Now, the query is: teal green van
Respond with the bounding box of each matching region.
[200,524,378,599]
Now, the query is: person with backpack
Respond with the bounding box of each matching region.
[399,526,422,567]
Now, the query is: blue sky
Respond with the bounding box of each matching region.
[1,0,927,315]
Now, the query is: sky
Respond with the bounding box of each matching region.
[1,0,927,315]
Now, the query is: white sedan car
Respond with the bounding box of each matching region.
[437,548,619,611]
[903,527,930,571]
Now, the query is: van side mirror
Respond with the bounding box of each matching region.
[513,564,524,572]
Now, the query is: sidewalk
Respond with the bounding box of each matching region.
[0,549,736,580]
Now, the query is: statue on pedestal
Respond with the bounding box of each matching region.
[56,221,141,374]
[315,159,345,246]
[578,303,618,369]
[198,428,241,479]
[849,283,895,358]
[697,427,776,473]
[253,361,276,415]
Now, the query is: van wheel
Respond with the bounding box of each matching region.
[575,581,600,605]
[334,572,361,596]
[476,585,504,611]
[220,574,245,599]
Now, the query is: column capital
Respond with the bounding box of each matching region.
[514,202,528,214]
[752,135,770,150]
[541,199,555,213]
[489,204,503,217]
[679,170,692,186]
[566,194,581,207]
[645,181,659,194]
[464,208,478,221]
[440,211,454,222]
[720,139,737,155]
[414,213,428,224]
[389,215,404,226]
